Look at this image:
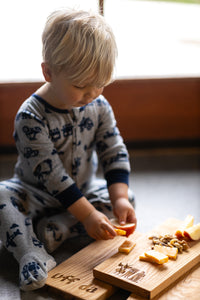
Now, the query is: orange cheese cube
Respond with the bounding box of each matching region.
[118,239,136,254]
[114,228,126,236]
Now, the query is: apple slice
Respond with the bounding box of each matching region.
[183,223,200,241]
[110,218,135,237]
[175,214,194,238]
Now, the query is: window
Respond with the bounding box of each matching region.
[104,0,200,79]
[0,0,200,81]
[0,0,99,82]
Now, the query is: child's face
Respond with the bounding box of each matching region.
[49,70,104,110]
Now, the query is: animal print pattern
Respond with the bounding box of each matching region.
[13,94,130,208]
[0,93,133,290]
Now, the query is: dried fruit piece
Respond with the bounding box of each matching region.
[154,245,178,260]
[118,239,136,254]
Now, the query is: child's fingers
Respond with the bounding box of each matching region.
[127,210,137,225]
[118,208,137,225]
[101,222,116,237]
[94,229,114,240]
[118,213,127,225]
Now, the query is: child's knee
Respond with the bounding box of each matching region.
[0,182,10,209]
[0,181,29,215]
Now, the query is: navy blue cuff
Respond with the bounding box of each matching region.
[55,183,83,208]
[105,169,129,187]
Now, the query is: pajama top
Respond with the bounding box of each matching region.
[13,94,130,208]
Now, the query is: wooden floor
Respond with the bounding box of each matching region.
[0,148,199,299]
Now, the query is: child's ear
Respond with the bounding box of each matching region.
[41,62,52,82]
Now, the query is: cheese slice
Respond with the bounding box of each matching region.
[139,250,168,264]
[114,228,126,236]
[154,244,178,260]
[139,254,154,263]
[118,239,136,254]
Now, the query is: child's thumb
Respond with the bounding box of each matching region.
[119,215,126,225]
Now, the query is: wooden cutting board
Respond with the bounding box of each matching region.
[46,218,200,299]
[45,232,141,300]
[93,220,200,299]
[127,265,200,300]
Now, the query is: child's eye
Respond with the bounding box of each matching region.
[73,85,85,89]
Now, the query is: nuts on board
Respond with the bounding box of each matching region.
[149,234,189,253]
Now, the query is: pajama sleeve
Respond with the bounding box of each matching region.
[94,98,131,187]
[14,110,83,208]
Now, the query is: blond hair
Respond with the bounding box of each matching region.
[42,8,117,87]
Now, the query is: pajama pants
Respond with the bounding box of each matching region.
[0,176,134,290]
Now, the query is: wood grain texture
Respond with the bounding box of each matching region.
[127,219,200,300]
[46,218,200,300]
[0,78,200,146]
[46,232,141,300]
[127,265,200,300]
[93,219,200,299]
[0,82,42,146]
[103,78,200,142]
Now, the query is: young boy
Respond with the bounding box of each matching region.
[0,8,136,291]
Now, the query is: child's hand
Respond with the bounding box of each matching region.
[113,197,137,227]
[108,183,137,227]
[82,209,117,240]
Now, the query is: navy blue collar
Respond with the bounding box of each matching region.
[33,93,70,114]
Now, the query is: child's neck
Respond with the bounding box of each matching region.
[35,83,71,111]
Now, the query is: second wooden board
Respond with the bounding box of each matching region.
[93,220,200,299]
